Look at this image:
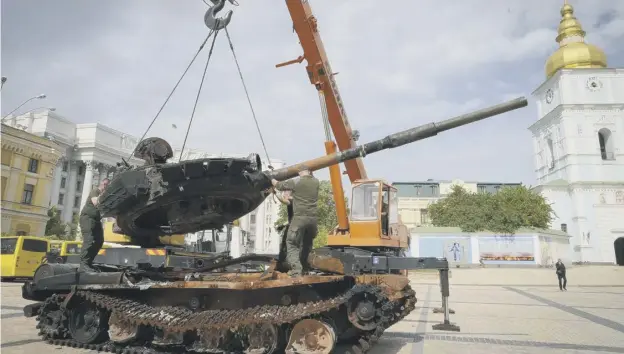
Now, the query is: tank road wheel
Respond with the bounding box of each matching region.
[285,319,336,354]
[246,323,281,354]
[108,312,143,345]
[194,329,229,352]
[36,294,69,340]
[67,299,109,344]
[346,286,389,332]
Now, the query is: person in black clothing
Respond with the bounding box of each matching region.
[555,259,567,291]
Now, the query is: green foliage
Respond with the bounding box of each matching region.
[274,180,348,249]
[45,207,68,238]
[428,185,554,234]
[67,214,80,241]
[313,226,329,249]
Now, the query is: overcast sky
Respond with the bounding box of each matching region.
[2,0,623,187]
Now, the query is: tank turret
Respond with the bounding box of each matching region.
[97,96,527,245]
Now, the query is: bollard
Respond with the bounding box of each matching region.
[432,268,460,332]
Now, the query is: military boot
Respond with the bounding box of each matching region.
[79,263,100,273]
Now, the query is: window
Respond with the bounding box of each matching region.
[72,212,78,221]
[22,239,48,252]
[28,158,39,173]
[1,176,7,199]
[0,238,17,254]
[66,244,82,254]
[22,184,35,204]
[430,185,439,196]
[60,177,66,189]
[414,185,422,196]
[58,193,65,205]
[78,166,84,175]
[250,214,256,224]
[76,181,82,191]
[561,223,568,233]
[545,137,556,169]
[74,196,80,207]
[616,191,624,204]
[62,161,68,172]
[351,182,380,221]
[1,149,11,166]
[389,189,398,224]
[494,185,501,192]
[478,185,487,194]
[598,128,615,161]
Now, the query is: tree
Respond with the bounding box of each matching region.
[428,185,554,234]
[45,207,68,238]
[274,180,349,249]
[67,214,80,241]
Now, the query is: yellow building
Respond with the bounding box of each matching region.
[1,123,63,236]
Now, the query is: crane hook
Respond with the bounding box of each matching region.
[204,0,234,31]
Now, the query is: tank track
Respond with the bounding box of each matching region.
[35,284,416,353]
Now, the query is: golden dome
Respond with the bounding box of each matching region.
[545,1,607,78]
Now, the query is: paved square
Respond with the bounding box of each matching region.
[2,266,623,353]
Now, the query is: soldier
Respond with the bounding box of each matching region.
[272,169,319,276]
[78,178,110,272]
[274,187,293,271]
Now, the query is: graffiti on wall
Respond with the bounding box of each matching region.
[479,236,534,263]
[443,239,470,264]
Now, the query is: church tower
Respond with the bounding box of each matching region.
[529,1,624,264]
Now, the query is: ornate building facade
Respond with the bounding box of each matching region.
[529,3,624,264]
[1,123,63,236]
[3,109,143,225]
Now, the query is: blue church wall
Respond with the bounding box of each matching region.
[417,234,472,265]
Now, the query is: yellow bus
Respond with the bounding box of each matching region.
[1,236,50,281]
[45,241,85,264]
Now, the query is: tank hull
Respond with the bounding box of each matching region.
[26,263,415,353]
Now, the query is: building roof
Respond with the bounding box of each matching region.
[411,226,569,237]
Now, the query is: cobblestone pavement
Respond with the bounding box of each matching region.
[2,266,623,354]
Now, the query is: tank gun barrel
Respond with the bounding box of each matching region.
[267,96,528,181]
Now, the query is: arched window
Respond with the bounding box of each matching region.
[598,128,615,160]
[546,138,555,168]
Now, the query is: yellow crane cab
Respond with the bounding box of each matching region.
[327,180,409,253]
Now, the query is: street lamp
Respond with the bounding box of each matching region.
[14,107,56,116]
[2,94,47,119]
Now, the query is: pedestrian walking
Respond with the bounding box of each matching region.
[555,258,567,291]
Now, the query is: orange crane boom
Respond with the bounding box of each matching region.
[278,0,408,250]
[279,0,367,183]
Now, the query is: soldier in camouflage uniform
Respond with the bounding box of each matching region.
[78,178,110,272]
[274,187,293,271]
[272,169,319,276]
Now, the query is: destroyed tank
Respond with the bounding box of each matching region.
[22,97,528,354]
[98,97,529,247]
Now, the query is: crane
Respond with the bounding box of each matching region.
[277,0,409,255]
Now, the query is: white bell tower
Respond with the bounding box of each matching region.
[528,2,624,264]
